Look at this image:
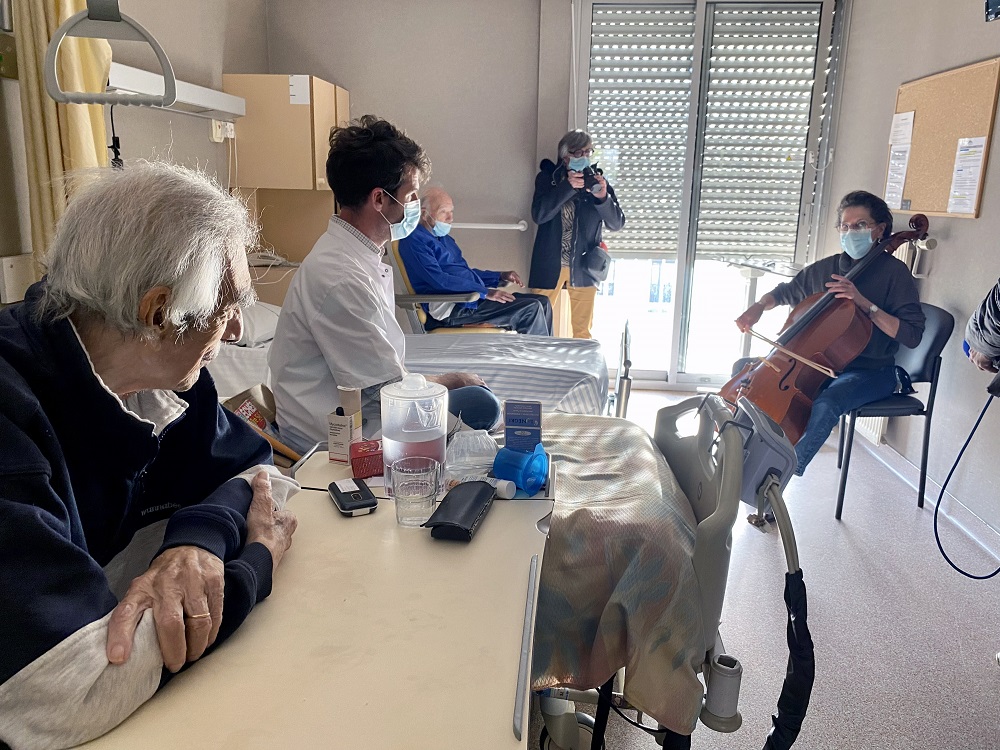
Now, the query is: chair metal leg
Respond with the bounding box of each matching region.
[836,412,858,520]
[837,414,846,469]
[918,413,932,508]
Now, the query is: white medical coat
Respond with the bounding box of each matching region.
[269,219,406,451]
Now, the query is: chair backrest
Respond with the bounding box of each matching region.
[894,303,955,384]
[386,241,430,332]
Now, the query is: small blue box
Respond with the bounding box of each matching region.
[504,400,542,452]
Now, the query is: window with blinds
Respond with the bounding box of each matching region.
[587,5,697,258]
[692,5,822,261]
[585,2,825,262]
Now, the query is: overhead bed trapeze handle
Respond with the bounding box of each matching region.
[45,0,176,107]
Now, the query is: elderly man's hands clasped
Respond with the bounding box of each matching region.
[106,471,297,672]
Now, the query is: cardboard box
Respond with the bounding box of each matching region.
[328,411,362,464]
[504,400,543,452]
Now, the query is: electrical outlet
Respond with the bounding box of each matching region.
[210,119,225,143]
[223,121,235,139]
[0,33,17,81]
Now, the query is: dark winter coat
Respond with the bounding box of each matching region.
[528,159,626,289]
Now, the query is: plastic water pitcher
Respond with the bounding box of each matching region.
[380,373,448,493]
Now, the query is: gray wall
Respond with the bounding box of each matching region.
[0,75,30,257]
[827,1,1000,531]
[106,0,269,177]
[265,0,543,278]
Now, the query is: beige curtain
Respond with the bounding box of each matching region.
[13,0,111,266]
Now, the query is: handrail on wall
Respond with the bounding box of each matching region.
[451,221,528,232]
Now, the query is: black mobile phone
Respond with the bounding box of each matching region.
[328,478,378,517]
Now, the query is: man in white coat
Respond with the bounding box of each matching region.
[269,116,501,451]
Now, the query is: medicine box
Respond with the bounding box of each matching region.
[328,410,362,464]
[504,400,542,452]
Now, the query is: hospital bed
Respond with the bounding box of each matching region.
[532,395,807,749]
[208,304,610,414]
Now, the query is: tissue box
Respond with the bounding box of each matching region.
[350,440,384,479]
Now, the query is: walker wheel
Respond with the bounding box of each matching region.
[539,711,604,750]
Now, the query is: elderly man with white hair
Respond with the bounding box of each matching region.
[0,162,298,750]
[396,187,552,335]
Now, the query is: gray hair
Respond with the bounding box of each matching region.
[557,130,593,161]
[39,161,258,338]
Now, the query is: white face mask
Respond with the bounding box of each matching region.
[382,191,421,241]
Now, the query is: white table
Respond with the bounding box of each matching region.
[84,455,551,748]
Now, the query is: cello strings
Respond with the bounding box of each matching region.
[746,329,837,379]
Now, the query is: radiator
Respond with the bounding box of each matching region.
[854,415,888,446]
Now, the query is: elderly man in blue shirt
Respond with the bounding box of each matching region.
[397,187,553,335]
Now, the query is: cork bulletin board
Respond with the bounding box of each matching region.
[889,57,1000,218]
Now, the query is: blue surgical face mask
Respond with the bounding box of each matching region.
[382,191,421,241]
[567,155,591,172]
[431,220,452,237]
[840,229,874,259]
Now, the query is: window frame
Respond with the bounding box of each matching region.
[573,0,843,385]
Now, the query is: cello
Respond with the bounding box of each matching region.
[718,214,930,445]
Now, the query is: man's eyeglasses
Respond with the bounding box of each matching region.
[567,148,593,158]
[835,220,880,234]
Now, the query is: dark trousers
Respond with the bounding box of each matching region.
[430,293,553,336]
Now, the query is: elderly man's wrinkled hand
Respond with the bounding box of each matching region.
[246,471,298,573]
[968,346,999,373]
[567,171,585,190]
[107,545,225,673]
[500,270,523,287]
[486,289,516,304]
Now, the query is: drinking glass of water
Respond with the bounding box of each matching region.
[391,457,439,527]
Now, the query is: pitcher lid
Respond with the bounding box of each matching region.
[380,372,447,399]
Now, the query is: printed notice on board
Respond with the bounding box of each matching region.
[884,144,910,210]
[947,137,987,214]
[889,111,914,145]
[289,75,310,105]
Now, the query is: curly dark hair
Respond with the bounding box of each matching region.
[325,115,430,209]
[837,190,893,239]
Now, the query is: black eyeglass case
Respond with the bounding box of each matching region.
[421,481,496,541]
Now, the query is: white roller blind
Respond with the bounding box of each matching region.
[586,4,697,258]
[692,4,822,261]
[585,3,824,261]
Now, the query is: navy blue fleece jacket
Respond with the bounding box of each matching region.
[0,284,276,718]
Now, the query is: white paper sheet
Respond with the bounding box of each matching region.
[889,111,914,145]
[947,137,987,214]
[884,143,911,210]
[288,75,310,105]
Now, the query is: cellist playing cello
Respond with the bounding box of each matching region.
[734,191,925,477]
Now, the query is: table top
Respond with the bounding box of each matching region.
[84,455,551,748]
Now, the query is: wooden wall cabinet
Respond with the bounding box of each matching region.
[222,74,350,191]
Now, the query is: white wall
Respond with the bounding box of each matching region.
[265,0,545,278]
[827,0,1000,531]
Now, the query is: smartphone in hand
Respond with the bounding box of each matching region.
[329,478,378,517]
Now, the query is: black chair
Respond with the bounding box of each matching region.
[835,303,955,520]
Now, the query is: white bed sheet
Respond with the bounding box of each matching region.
[404,334,609,415]
[207,334,609,414]
[208,343,271,399]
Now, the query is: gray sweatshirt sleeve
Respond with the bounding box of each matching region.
[966,278,1000,359]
